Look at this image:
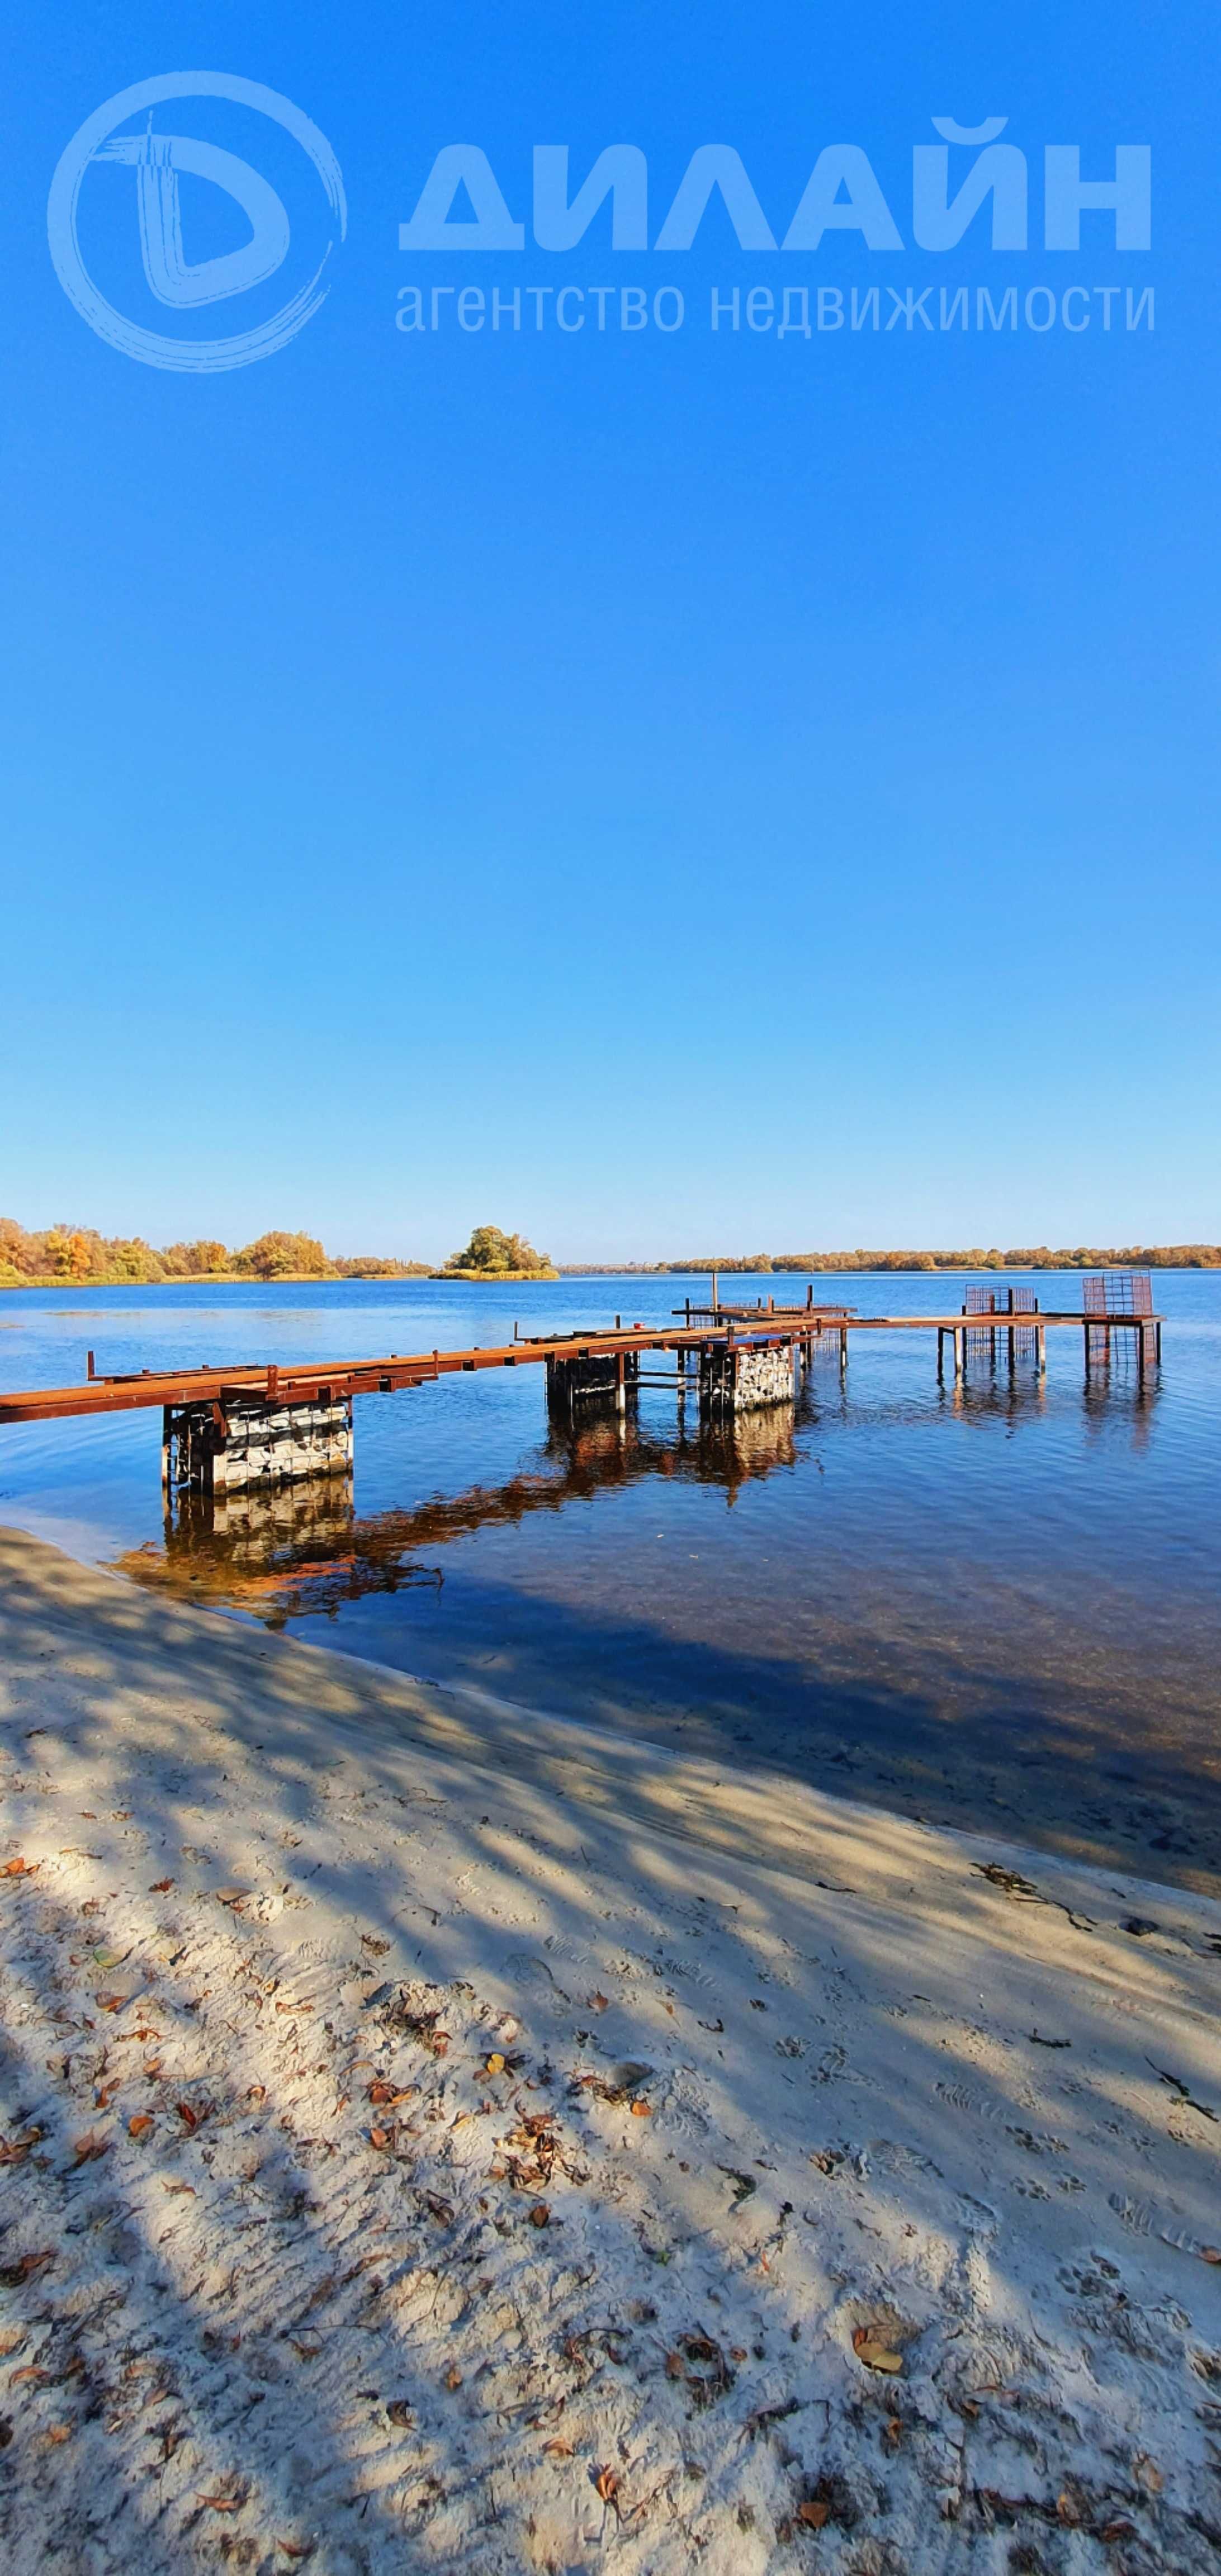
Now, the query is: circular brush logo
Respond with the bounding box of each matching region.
[48,72,347,372]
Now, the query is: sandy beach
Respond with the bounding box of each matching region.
[2,1522,1219,2573]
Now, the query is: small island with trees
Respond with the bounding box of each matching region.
[433,1224,559,1282]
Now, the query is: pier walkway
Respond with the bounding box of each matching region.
[0,1274,1162,1497]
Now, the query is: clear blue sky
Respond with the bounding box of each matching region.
[1,4,1217,1259]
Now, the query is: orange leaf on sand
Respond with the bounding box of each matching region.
[149,1879,174,1893]
[528,2202,551,2228]
[630,2100,652,2118]
[45,2424,72,2445]
[542,2437,575,2456]
[70,2132,108,2167]
[2,1858,36,1878]
[852,2326,903,2374]
[368,2127,390,2152]
[595,2468,619,2505]
[0,2250,54,2286]
[127,2115,154,2139]
[588,1993,609,2013]
[797,2500,830,2529]
[443,2366,462,2391]
[197,2493,244,2513]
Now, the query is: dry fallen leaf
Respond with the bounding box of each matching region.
[542,2436,575,2456]
[196,2492,244,2513]
[368,2127,390,2152]
[2,1858,37,1878]
[1200,2246,1221,2266]
[70,2131,109,2167]
[149,1879,174,1893]
[0,2132,41,2167]
[797,2499,830,2530]
[852,2326,903,2375]
[443,2366,462,2391]
[527,2202,551,2228]
[630,2100,652,2118]
[45,2423,72,2446]
[595,2467,620,2505]
[485,2053,506,2075]
[588,1993,609,2013]
[127,2114,154,2139]
[0,2251,54,2288]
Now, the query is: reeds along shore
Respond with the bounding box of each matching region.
[1,1524,1219,2574]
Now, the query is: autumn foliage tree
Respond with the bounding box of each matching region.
[234,1230,333,1281]
[444,1224,553,1276]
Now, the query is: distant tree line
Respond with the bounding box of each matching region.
[566,1245,1221,1273]
[3,1214,1216,1290]
[0,1220,429,1287]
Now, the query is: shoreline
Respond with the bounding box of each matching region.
[2,1527,1220,2570]
[3,1261,1219,1294]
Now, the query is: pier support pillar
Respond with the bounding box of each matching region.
[698,1340,796,1415]
[163,1394,353,1496]
[546,1351,638,1419]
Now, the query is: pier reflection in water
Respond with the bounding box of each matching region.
[113,1350,1139,1630]
[117,1397,812,1625]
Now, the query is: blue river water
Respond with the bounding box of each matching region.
[1,1271,1218,1893]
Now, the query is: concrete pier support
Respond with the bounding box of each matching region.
[698,1339,796,1415]
[163,1394,353,1495]
[546,1350,638,1418]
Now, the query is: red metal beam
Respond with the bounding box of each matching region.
[0,1308,1163,1428]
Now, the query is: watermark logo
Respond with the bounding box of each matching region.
[48,73,346,372]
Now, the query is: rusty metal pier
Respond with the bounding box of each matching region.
[0,1272,1162,1496]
